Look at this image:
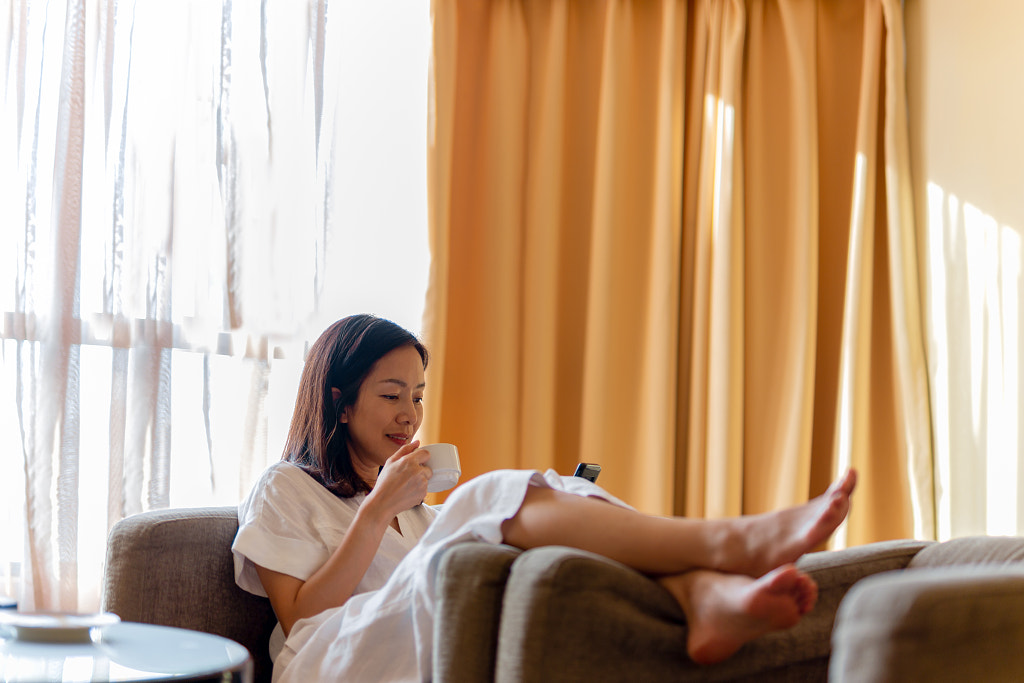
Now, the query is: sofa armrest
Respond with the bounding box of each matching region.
[830,566,1024,683]
[102,507,277,683]
[433,543,522,683]
[494,546,698,683]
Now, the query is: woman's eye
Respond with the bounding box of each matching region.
[382,394,398,401]
[413,397,424,405]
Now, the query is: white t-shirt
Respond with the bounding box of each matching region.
[233,462,625,682]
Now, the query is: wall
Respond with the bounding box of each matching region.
[905,0,1024,538]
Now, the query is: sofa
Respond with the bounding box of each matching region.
[101,506,1024,682]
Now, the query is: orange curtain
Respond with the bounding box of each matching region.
[424,0,933,545]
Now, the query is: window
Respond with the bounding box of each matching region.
[0,0,431,611]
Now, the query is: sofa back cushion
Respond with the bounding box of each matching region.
[909,535,1024,568]
[102,506,276,683]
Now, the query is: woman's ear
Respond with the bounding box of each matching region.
[331,387,348,423]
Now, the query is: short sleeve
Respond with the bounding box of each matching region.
[232,463,351,596]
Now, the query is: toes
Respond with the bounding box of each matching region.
[796,578,818,614]
[763,564,801,592]
[831,468,857,497]
[761,565,818,611]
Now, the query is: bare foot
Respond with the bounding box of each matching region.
[660,565,818,665]
[717,469,857,577]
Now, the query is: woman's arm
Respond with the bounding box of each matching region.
[256,441,431,635]
[255,498,391,635]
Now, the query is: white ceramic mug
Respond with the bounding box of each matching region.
[423,443,461,492]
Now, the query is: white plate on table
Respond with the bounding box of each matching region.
[0,611,120,643]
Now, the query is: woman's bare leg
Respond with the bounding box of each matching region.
[658,565,818,665]
[501,469,856,578]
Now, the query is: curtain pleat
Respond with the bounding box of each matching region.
[831,0,893,544]
[239,359,271,501]
[879,0,934,541]
[816,0,933,544]
[517,0,567,474]
[422,0,456,446]
[808,0,860,509]
[57,344,80,605]
[577,0,687,513]
[106,347,128,531]
[39,0,86,611]
[219,0,241,330]
[679,0,747,518]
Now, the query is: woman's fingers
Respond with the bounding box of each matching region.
[387,439,422,462]
[374,442,432,512]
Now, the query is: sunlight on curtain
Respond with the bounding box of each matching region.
[0,0,430,611]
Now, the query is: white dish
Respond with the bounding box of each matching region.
[0,611,120,643]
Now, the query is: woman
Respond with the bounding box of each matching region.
[233,314,856,682]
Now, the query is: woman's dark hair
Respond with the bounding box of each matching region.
[282,314,428,497]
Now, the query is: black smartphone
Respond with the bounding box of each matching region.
[573,463,601,483]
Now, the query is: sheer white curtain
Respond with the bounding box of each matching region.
[0,0,430,611]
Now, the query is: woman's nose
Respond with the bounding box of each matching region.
[397,398,415,423]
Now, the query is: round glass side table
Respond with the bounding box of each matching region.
[0,620,253,682]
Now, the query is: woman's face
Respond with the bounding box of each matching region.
[341,344,425,481]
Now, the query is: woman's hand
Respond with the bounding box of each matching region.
[366,440,432,517]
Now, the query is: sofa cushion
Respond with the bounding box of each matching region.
[908,534,1024,568]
